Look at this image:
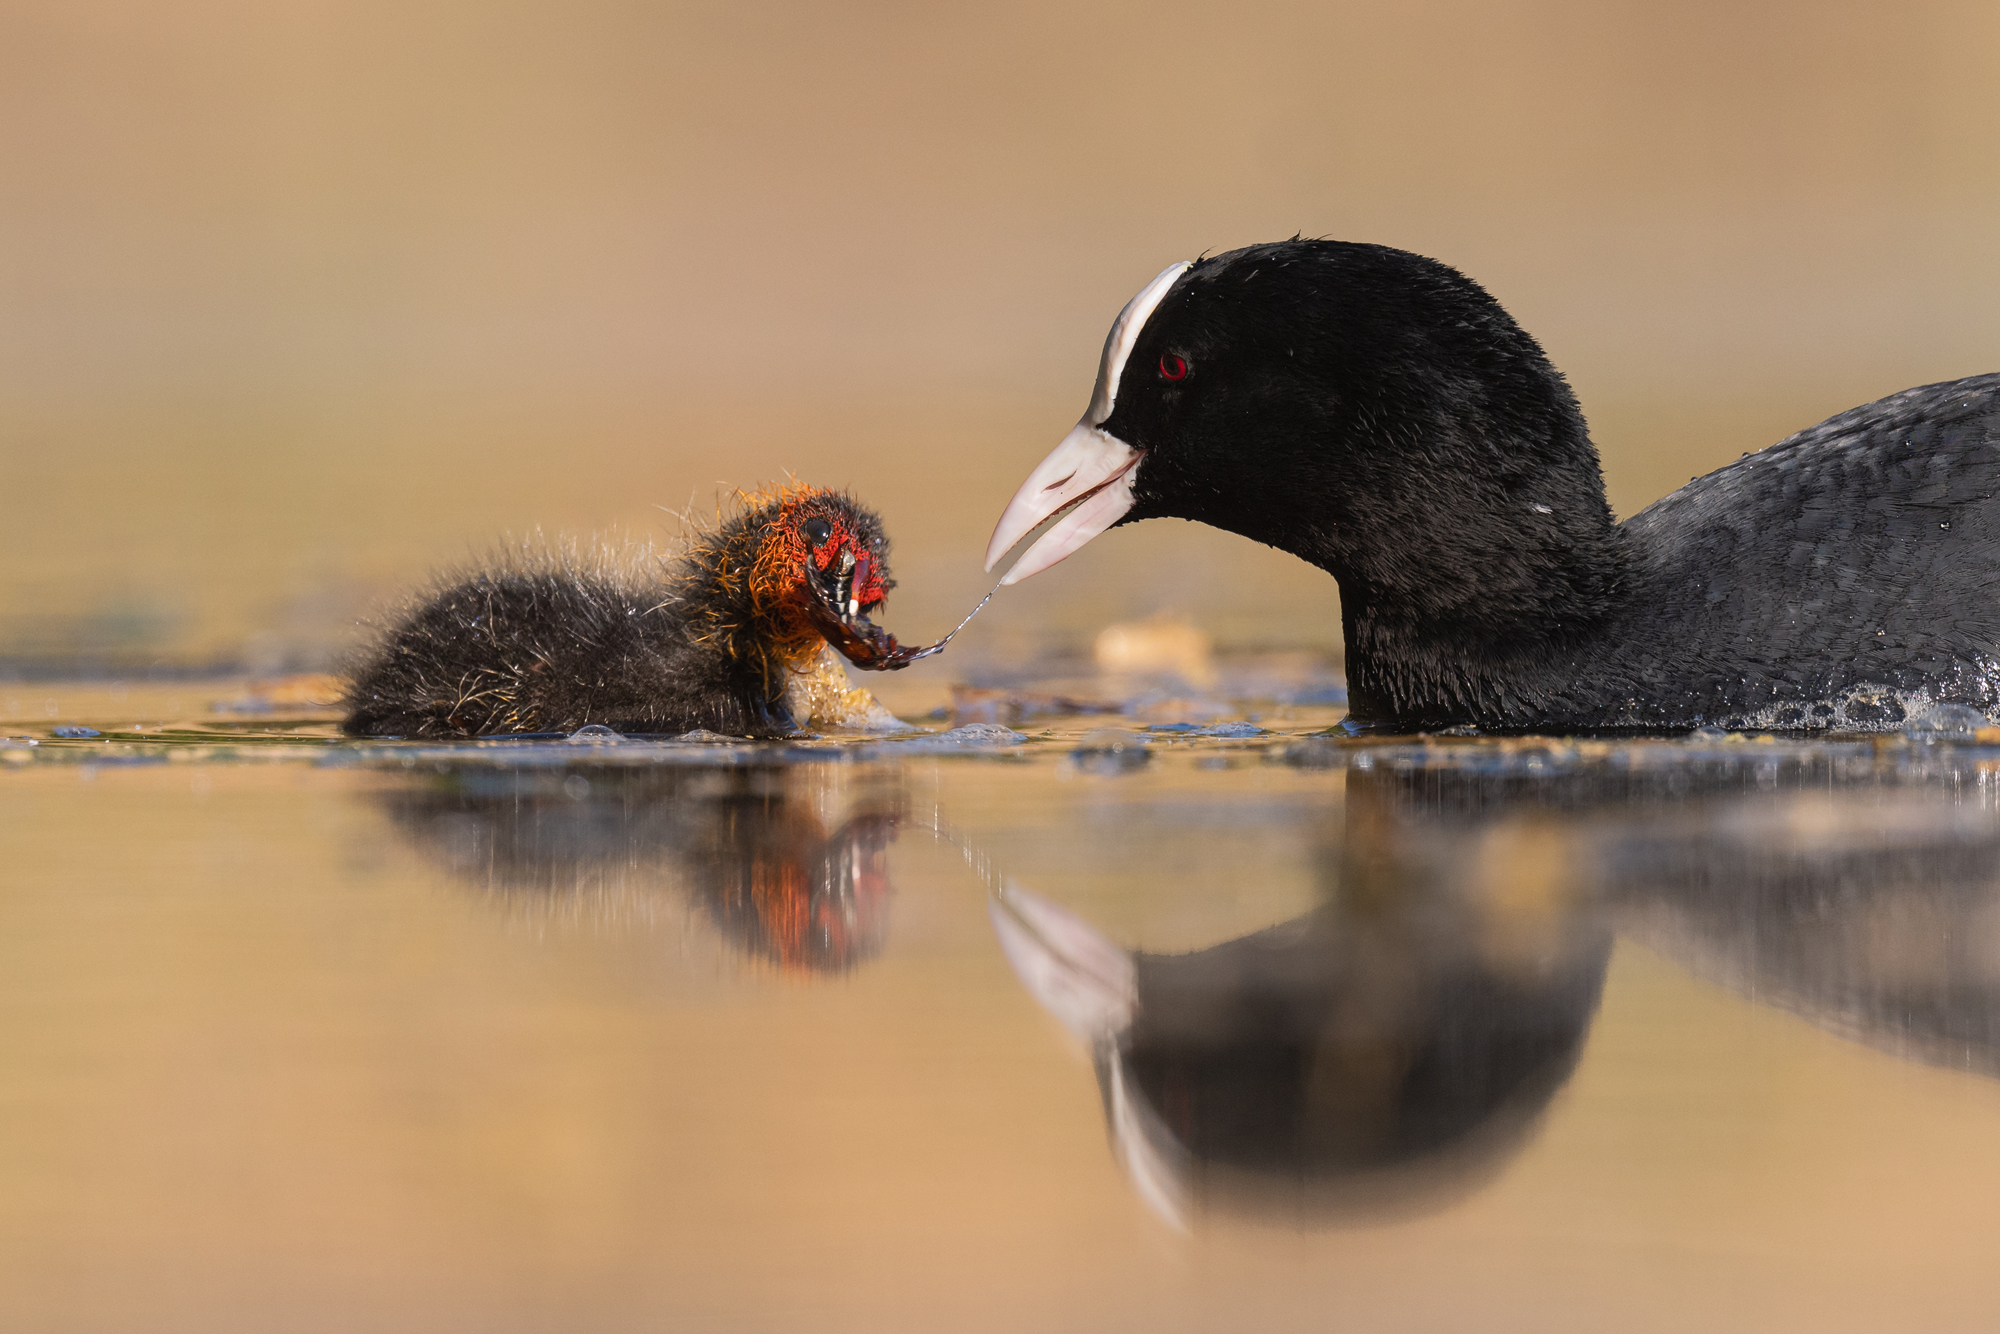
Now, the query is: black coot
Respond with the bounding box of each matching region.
[986,241,2000,733]
[344,486,919,739]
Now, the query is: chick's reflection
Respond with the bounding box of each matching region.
[380,763,903,973]
[993,779,1611,1228]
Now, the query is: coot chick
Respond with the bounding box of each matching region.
[987,241,2000,733]
[344,486,927,738]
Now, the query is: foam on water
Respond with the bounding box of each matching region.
[1707,682,1999,735]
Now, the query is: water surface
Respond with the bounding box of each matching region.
[7,693,2000,1331]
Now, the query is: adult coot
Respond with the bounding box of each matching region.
[986,241,2000,733]
[345,486,934,738]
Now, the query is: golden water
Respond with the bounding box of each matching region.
[8,693,2000,1332]
[9,4,2000,1327]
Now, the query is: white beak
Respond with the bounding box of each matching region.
[981,423,1142,585]
[983,260,1191,584]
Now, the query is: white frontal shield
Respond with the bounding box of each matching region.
[985,261,1192,583]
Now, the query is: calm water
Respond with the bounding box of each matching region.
[9,687,2000,1332]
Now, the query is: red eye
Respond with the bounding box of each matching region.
[1159,353,1188,381]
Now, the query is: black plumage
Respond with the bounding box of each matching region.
[991,763,1611,1226]
[342,487,901,738]
[1001,240,2000,732]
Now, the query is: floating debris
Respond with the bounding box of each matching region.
[1148,721,1264,739]
[1070,727,1151,774]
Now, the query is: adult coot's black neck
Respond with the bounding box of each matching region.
[987,241,1627,728]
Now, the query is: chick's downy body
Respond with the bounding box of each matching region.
[342,488,898,738]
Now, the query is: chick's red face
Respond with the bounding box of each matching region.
[794,509,892,612]
[742,486,982,674]
[788,502,906,670]
[748,491,913,671]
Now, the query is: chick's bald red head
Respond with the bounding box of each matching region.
[734,484,986,676]
[745,487,894,669]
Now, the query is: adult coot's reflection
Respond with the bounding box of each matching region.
[1378,742,2000,1077]
[1615,789,2000,1077]
[379,762,904,973]
[992,775,1612,1229]
[996,741,2000,1228]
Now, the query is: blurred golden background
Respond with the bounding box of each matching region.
[4,0,1998,676]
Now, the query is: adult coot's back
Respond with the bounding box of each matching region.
[984,240,2000,733]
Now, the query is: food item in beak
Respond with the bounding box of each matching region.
[804,548,996,670]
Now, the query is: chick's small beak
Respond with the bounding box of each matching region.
[983,423,1142,585]
[802,542,982,672]
[805,547,864,625]
[803,547,909,671]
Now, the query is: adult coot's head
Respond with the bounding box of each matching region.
[985,241,1621,648]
